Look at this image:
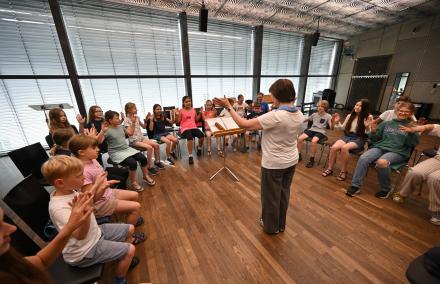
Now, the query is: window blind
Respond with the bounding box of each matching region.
[187,18,253,76]
[61,0,183,76]
[261,30,303,76]
[260,77,300,96]
[0,79,79,153]
[308,39,337,76]
[0,0,67,75]
[191,78,252,107]
[80,78,185,115]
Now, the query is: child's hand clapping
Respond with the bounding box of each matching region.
[66,192,94,232]
[331,113,340,125]
[76,114,86,124]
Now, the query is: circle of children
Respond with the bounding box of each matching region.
[37,92,440,283]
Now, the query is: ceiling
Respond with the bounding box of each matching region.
[111,0,440,39]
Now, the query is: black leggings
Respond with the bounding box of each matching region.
[119,152,148,171]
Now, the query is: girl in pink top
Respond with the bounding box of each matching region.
[175,96,204,165]
[202,99,222,157]
[69,135,143,227]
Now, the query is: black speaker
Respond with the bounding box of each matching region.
[199,4,208,32]
[311,31,320,46]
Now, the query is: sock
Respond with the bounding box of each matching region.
[113,277,126,284]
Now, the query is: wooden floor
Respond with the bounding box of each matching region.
[102,139,440,284]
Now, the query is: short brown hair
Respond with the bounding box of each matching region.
[41,156,83,185]
[68,135,99,157]
[269,79,296,103]
[397,96,411,103]
[105,110,119,122]
[318,100,329,111]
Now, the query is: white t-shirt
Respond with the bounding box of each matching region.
[257,109,304,169]
[379,110,417,122]
[233,102,248,118]
[49,191,101,264]
[219,108,232,118]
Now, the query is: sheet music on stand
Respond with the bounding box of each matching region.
[205,117,245,182]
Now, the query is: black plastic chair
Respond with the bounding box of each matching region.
[406,255,440,284]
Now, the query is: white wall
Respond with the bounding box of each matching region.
[335,15,440,119]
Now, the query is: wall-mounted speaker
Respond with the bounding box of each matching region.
[311,31,320,46]
[199,4,208,32]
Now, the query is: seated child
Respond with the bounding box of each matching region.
[297,100,333,168]
[202,99,222,156]
[147,104,179,165]
[50,128,75,156]
[103,110,155,190]
[346,102,419,198]
[41,155,139,284]
[68,135,143,227]
[174,96,204,165]
[124,102,164,176]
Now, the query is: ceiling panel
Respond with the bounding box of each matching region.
[109,0,440,38]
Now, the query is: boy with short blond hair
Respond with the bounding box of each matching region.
[41,155,138,284]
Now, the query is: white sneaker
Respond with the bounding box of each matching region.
[430,214,440,226]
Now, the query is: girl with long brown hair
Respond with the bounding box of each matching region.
[322,99,373,181]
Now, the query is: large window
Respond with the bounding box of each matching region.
[261,30,303,76]
[188,18,253,104]
[305,39,338,103]
[61,0,183,76]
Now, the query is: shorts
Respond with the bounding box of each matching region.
[94,188,118,217]
[153,132,171,141]
[303,129,326,142]
[180,128,204,140]
[341,134,365,150]
[128,136,148,146]
[72,223,130,268]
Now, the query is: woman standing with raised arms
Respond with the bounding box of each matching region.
[214,79,304,234]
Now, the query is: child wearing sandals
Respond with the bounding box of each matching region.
[124,102,164,176]
[202,99,222,157]
[174,96,204,165]
[103,110,155,191]
[392,123,440,225]
[147,104,179,165]
[41,156,141,284]
[345,102,419,198]
[322,99,373,181]
[297,100,333,168]
[68,135,144,228]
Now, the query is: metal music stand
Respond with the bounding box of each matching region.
[209,128,245,182]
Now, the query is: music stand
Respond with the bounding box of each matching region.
[206,117,245,182]
[29,103,73,125]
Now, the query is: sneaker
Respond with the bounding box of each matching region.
[305,159,314,168]
[148,167,158,176]
[189,156,194,165]
[155,161,165,170]
[346,186,360,197]
[279,227,285,232]
[135,216,144,227]
[392,193,405,203]
[375,190,392,199]
[430,213,440,226]
[170,151,178,160]
[196,147,202,156]
[167,157,175,165]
